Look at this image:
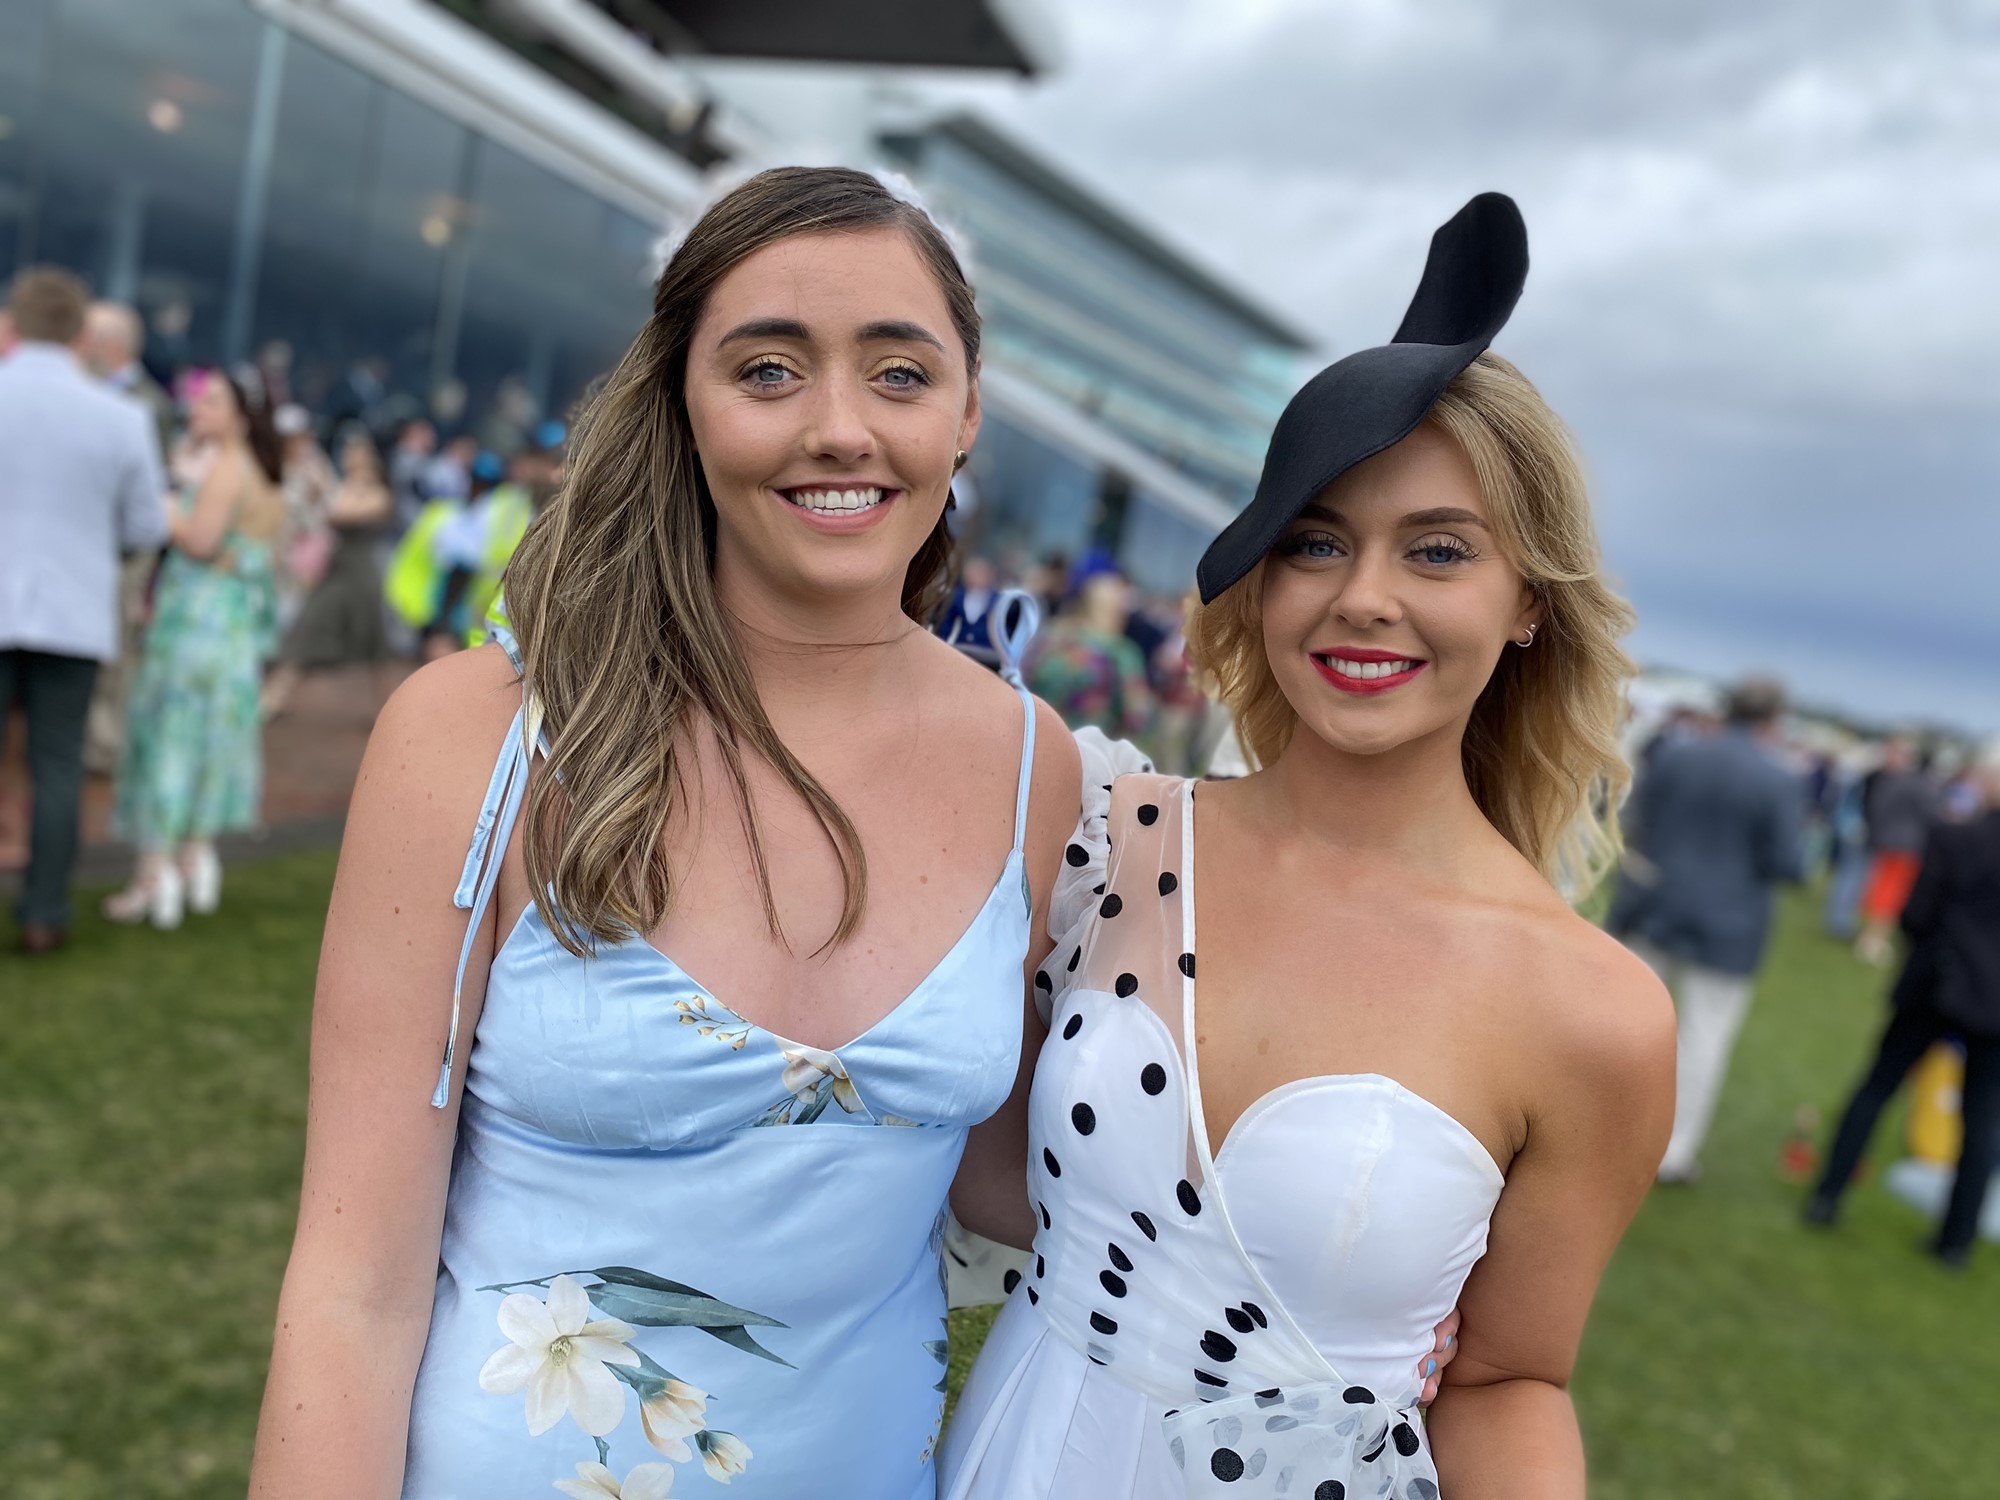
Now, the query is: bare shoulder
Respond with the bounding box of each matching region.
[1504,893,1676,1095]
[906,630,1080,808]
[351,646,521,832]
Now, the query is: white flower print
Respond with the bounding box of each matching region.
[638,1375,708,1461]
[696,1428,753,1483]
[552,1460,676,1500]
[778,1043,864,1114]
[478,1273,642,1436]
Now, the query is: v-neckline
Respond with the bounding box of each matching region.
[505,849,1026,1056]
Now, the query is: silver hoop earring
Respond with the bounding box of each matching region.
[1516,623,1539,647]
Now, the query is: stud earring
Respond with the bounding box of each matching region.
[952,450,968,472]
[1516,622,1540,647]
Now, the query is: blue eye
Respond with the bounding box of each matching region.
[1279,530,1341,560]
[880,363,928,389]
[745,360,793,387]
[1411,536,1476,566]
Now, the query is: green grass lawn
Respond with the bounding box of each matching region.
[2,857,1993,1496]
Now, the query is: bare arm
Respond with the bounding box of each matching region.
[1425,937,1675,1498]
[170,450,245,561]
[248,648,521,1499]
[951,701,1080,1248]
[328,476,394,527]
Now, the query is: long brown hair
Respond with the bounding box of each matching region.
[503,167,979,956]
[1186,353,1635,899]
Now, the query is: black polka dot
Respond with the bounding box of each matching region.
[1100,1269,1127,1297]
[1314,1484,1346,1500]
[1026,1286,1039,1305]
[1225,1307,1254,1334]
[1002,1268,1021,1294]
[1194,1369,1230,1388]
[1115,972,1139,997]
[1066,947,1081,972]
[1042,1148,1061,1177]
[1254,1388,1282,1403]
[1107,1242,1133,1272]
[1177,1179,1202,1216]
[1100,893,1123,918]
[1158,870,1178,896]
[1360,1439,1386,1464]
[1090,1310,1118,1335]
[1034,970,1053,992]
[1062,1012,1083,1040]
[1092,883,1105,896]
[1210,1448,1244,1483]
[1137,803,1160,826]
[1036,1254,1046,1277]
[1087,1352,1107,1366]
[1342,1386,1376,1405]
[1131,1210,1157,1241]
[1201,1330,1238,1362]
[1242,1302,1268,1328]
[1072,1102,1096,1135]
[1065,842,1090,867]
[1179,952,1196,978]
[1141,1063,1167,1095]
[1038,1200,1051,1230]
[1393,1422,1420,1458]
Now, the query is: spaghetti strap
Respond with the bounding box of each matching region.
[433,704,532,1109]
[989,588,1041,855]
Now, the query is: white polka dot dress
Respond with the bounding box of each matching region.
[941,734,1504,1500]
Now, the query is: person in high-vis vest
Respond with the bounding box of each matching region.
[453,420,564,646]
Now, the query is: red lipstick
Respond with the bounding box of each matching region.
[1311,647,1428,696]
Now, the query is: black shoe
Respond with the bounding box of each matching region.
[1802,1193,1841,1228]
[1931,1240,1972,1271]
[20,920,70,955]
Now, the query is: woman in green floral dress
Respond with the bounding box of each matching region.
[105,369,284,929]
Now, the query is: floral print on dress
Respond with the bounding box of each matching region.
[480,1267,782,1488]
[673,991,938,1127]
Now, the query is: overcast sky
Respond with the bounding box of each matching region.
[920,0,2000,731]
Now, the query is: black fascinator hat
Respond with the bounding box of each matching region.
[1195,192,1528,603]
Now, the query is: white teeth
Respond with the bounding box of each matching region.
[787,486,886,513]
[1326,656,1420,679]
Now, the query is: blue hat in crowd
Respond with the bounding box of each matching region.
[1195,193,1528,603]
[471,450,506,483]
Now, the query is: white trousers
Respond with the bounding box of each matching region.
[1627,939,1756,1176]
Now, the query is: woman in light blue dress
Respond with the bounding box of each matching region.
[249,168,1080,1499]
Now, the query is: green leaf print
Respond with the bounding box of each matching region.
[583,1267,786,1328]
[700,1322,796,1368]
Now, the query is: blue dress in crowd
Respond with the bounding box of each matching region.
[401,631,1039,1499]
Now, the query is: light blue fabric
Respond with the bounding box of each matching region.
[404,621,1039,1499]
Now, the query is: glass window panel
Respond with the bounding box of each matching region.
[27,0,264,369]
[0,0,58,284]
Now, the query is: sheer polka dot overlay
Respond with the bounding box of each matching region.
[995,749,1448,1500]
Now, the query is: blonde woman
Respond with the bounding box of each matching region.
[942,196,1674,1499]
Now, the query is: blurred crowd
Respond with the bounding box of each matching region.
[0,264,567,948]
[1608,681,2000,1265]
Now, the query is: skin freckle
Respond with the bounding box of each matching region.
[1257,1036,1271,1056]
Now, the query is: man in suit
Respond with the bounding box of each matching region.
[1611,676,1808,1182]
[1806,741,2000,1267]
[0,267,169,953]
[76,299,173,774]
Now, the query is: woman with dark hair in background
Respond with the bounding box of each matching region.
[260,426,394,719]
[105,367,283,928]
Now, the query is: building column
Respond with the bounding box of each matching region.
[221,19,288,364]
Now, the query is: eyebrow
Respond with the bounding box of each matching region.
[1296,502,1490,530]
[713,317,947,355]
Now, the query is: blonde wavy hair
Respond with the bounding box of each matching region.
[1186,352,1635,899]
[503,167,974,956]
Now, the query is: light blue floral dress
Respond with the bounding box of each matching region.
[402,625,1040,1500]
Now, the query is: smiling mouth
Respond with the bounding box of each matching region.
[1312,653,1428,694]
[781,485,893,515]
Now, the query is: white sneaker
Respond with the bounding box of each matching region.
[150,863,185,930]
[184,844,221,915]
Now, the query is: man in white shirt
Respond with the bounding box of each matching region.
[0,266,169,953]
